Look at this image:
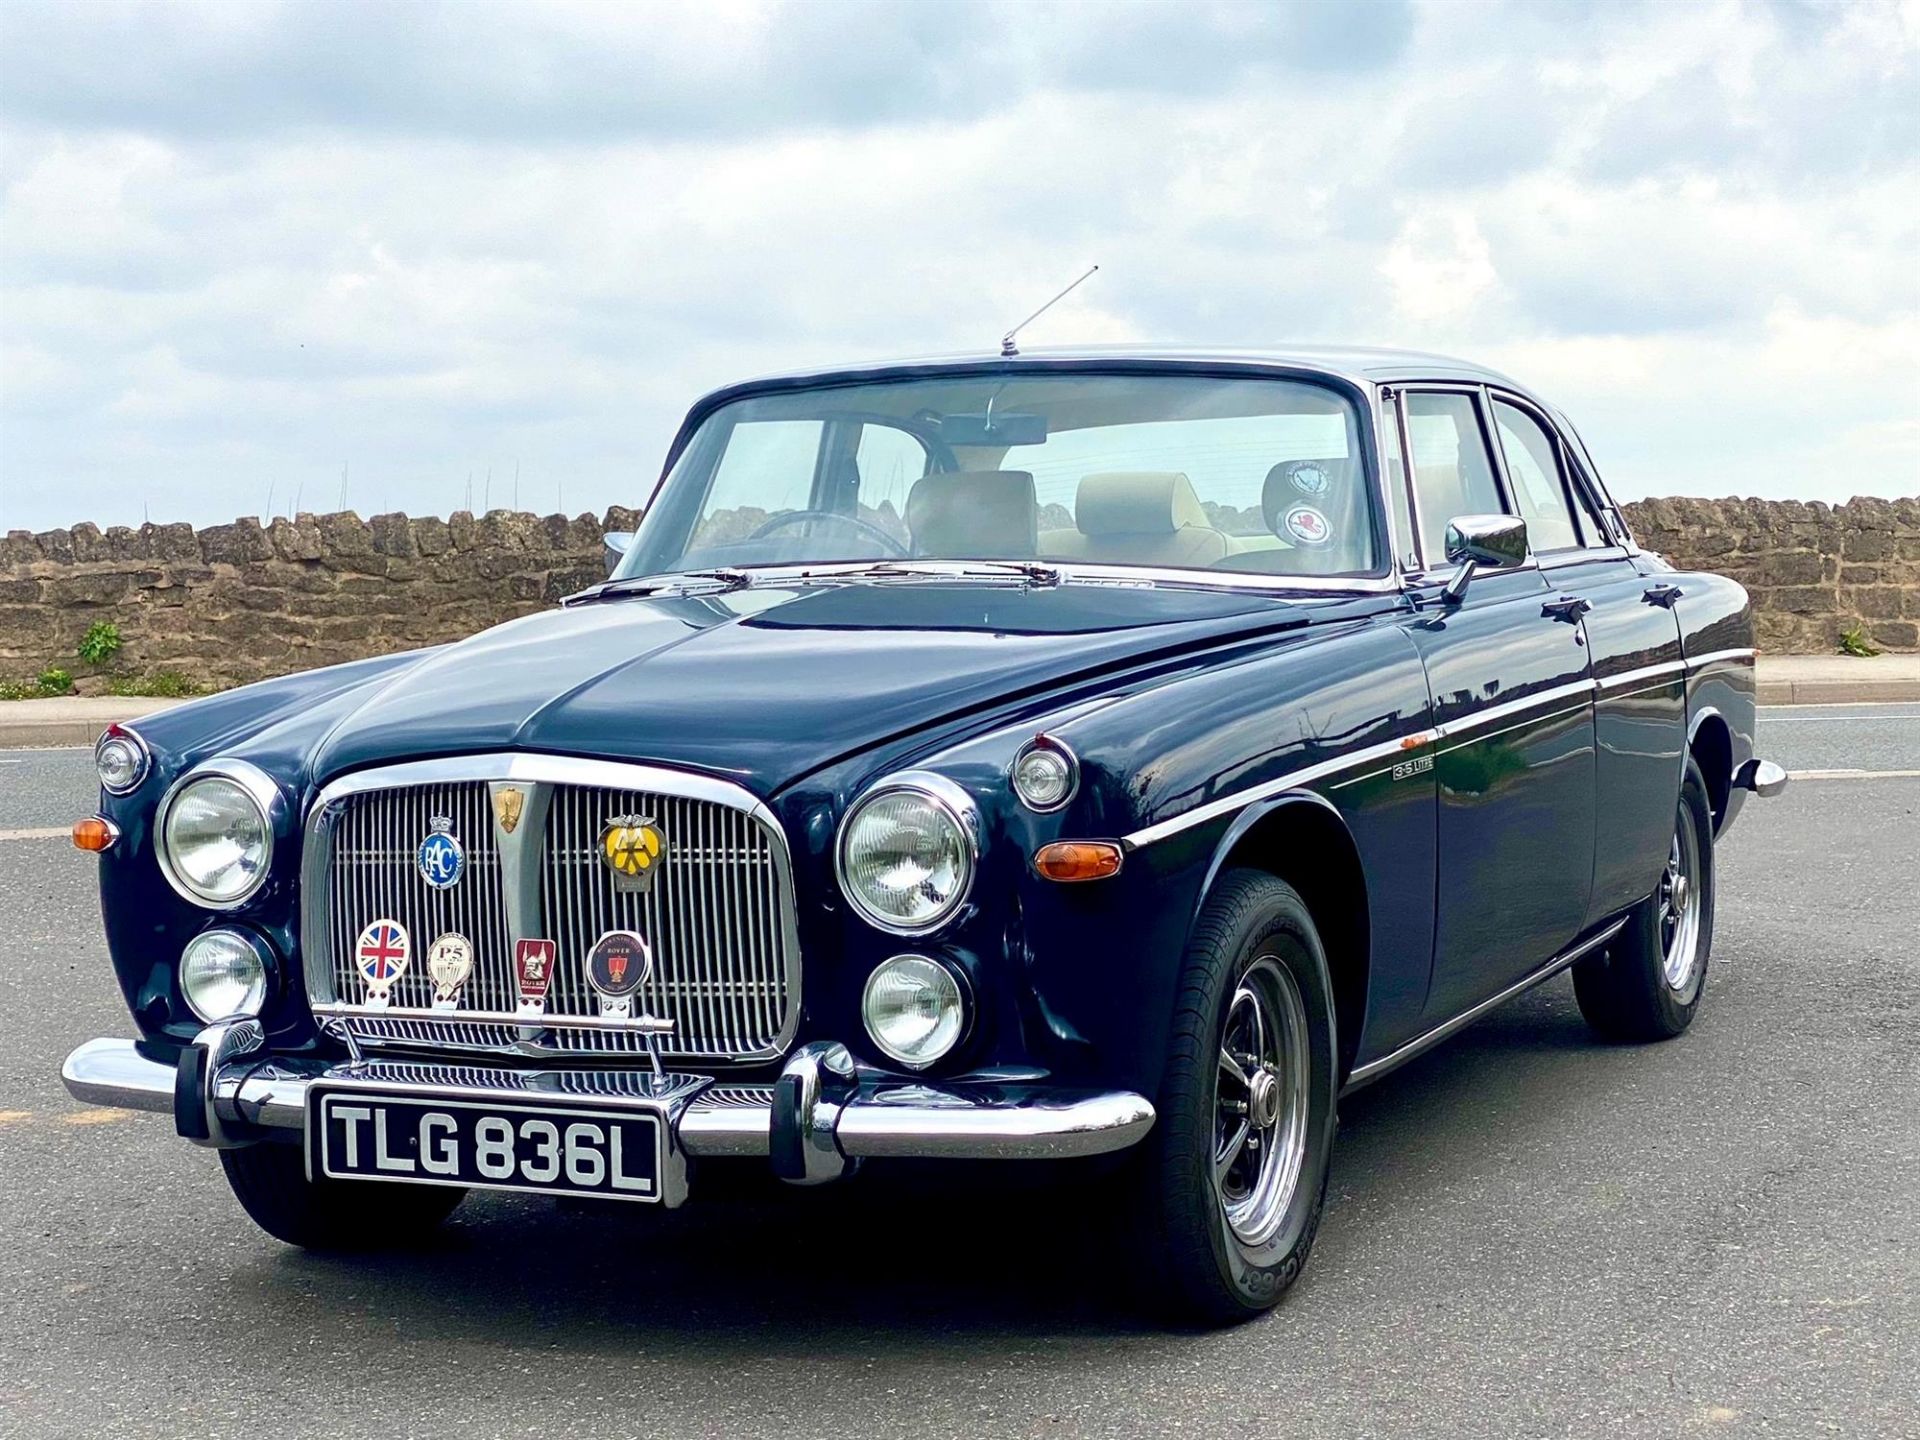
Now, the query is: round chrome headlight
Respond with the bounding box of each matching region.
[180,929,270,1023]
[836,775,976,934]
[862,954,966,1068]
[159,763,276,907]
[94,727,150,796]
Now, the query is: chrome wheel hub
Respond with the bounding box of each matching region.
[1213,956,1311,1248]
[1658,816,1704,1000]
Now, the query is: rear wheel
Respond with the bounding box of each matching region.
[220,1141,465,1249]
[1128,869,1339,1325]
[1574,757,1717,1041]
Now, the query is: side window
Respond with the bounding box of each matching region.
[854,423,928,542]
[694,420,822,545]
[1403,392,1504,565]
[1491,400,1580,552]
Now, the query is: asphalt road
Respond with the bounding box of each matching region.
[2,710,1916,1440]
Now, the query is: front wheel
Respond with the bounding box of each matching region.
[220,1142,466,1249]
[1574,756,1717,1041]
[1127,869,1339,1325]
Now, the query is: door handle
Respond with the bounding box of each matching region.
[1643,583,1684,608]
[1542,594,1592,623]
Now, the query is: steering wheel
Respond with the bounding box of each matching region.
[750,509,909,557]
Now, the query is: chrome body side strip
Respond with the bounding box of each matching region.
[1341,917,1628,1093]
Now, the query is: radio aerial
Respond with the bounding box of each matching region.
[1001,264,1100,358]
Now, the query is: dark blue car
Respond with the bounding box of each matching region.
[64,347,1787,1322]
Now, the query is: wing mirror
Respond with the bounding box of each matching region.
[602,530,634,576]
[1441,514,1528,605]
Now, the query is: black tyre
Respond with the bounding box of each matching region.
[220,1141,465,1249]
[1574,756,1717,1042]
[1129,869,1339,1325]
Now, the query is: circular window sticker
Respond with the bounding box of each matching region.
[1284,505,1332,546]
[1289,462,1330,495]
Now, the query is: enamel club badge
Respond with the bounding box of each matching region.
[585,930,653,1019]
[356,920,411,1009]
[426,932,474,1011]
[514,938,557,1015]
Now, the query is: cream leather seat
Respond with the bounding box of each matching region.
[1038,471,1237,567]
[905,470,1039,558]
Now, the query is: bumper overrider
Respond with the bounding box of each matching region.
[62,1025,1156,1201]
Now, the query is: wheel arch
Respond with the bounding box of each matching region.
[1197,792,1370,1083]
[1687,707,1733,833]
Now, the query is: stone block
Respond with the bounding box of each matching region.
[1868,620,1918,649]
[34,528,75,563]
[369,512,417,558]
[147,523,201,562]
[412,516,451,556]
[1845,530,1893,562]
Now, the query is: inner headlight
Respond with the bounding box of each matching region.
[836,775,976,934]
[862,954,966,1068]
[180,929,270,1023]
[160,765,276,907]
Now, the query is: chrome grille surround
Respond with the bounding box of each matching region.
[301,755,801,1063]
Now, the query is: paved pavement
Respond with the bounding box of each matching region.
[1,712,1916,1438]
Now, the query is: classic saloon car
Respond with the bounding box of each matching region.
[65,346,1786,1322]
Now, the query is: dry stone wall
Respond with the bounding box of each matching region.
[1,496,1915,691]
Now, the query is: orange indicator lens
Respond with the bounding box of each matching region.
[72,816,117,853]
[1033,841,1123,882]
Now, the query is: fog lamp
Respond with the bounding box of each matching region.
[1011,737,1077,812]
[94,727,149,796]
[180,929,270,1023]
[862,954,966,1069]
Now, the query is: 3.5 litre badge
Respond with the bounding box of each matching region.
[586,930,653,1019]
[417,816,464,890]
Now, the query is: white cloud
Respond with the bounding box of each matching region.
[0,0,1914,534]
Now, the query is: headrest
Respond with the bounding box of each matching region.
[1076,472,1209,536]
[1261,458,1350,534]
[905,470,1037,558]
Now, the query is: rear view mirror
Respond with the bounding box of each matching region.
[1441,514,1527,605]
[937,412,1048,447]
[603,530,634,575]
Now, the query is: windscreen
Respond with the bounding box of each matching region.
[618,372,1379,582]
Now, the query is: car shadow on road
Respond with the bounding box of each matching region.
[246,983,1615,1348]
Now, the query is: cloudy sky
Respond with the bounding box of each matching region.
[2,0,1916,535]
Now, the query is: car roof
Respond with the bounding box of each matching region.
[708,343,1531,396]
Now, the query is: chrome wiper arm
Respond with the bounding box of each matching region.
[564,568,756,605]
[807,559,1064,588]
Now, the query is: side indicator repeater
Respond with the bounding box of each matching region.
[1033,841,1124,883]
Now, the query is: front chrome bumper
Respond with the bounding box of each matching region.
[62,1034,1155,1184]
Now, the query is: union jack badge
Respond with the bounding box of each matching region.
[356,919,411,1009]
[514,938,557,1016]
[585,929,653,1019]
[426,932,474,1011]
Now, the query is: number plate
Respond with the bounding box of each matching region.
[306,1087,666,1204]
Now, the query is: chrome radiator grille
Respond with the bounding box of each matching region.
[325,783,509,1011]
[304,756,800,1062]
[543,785,788,1057]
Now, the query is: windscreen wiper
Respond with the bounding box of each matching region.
[808,559,1064,588]
[565,568,756,605]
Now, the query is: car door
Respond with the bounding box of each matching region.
[1388,386,1598,1023]
[1487,392,1688,927]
